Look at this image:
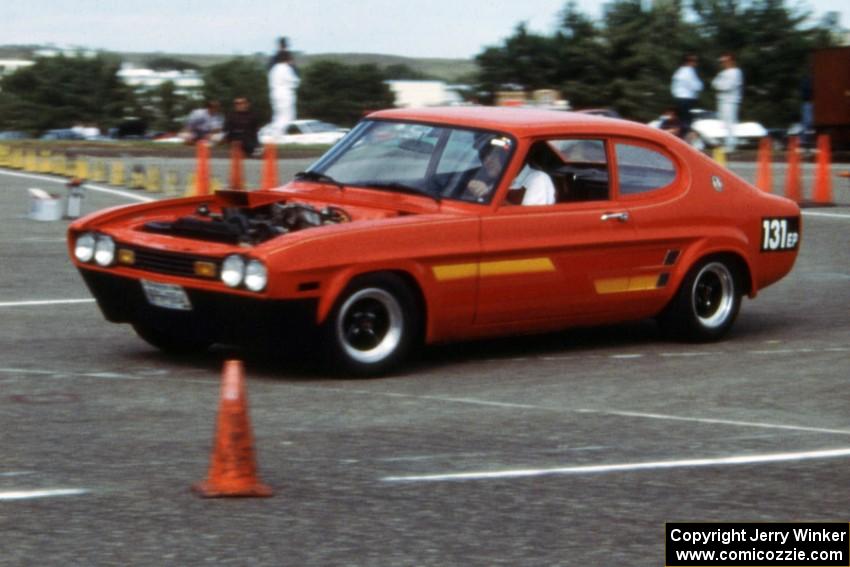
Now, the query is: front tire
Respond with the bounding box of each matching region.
[322,273,421,376]
[659,258,741,341]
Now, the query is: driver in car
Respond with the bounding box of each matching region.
[465,144,510,202]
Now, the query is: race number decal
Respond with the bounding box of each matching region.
[761,217,800,252]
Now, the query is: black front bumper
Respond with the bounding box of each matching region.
[80,269,319,350]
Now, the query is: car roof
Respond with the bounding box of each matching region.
[367,106,653,139]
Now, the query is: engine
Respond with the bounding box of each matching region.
[143,201,351,245]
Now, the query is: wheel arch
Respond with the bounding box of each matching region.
[675,244,755,300]
[317,266,429,339]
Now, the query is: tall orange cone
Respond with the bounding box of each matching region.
[811,134,833,205]
[229,142,245,190]
[193,360,273,498]
[260,144,278,190]
[784,136,801,203]
[755,137,772,193]
[195,142,211,196]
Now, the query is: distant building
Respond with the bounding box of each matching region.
[385,80,463,108]
[0,59,35,77]
[117,64,203,97]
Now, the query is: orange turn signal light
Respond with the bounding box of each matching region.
[194,261,217,278]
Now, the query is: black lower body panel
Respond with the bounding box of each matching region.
[79,269,320,351]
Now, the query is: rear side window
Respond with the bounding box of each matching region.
[615,143,676,195]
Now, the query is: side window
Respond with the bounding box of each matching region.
[544,139,610,202]
[615,143,677,195]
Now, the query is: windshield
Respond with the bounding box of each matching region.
[307,119,515,204]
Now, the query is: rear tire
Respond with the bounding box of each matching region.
[322,273,421,376]
[659,258,741,341]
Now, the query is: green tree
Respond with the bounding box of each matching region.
[476,23,560,103]
[297,61,395,126]
[0,54,132,133]
[202,58,271,124]
[553,1,610,109]
[474,0,836,126]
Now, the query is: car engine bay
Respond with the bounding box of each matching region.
[142,201,351,245]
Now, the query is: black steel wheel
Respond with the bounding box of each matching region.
[659,258,742,341]
[323,273,421,376]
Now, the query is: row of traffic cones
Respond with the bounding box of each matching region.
[751,134,834,206]
[192,142,280,196]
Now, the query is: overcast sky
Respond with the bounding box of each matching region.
[1,0,847,59]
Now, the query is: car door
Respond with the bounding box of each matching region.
[476,137,645,326]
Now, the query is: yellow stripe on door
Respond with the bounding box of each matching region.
[594,275,660,294]
[432,258,556,281]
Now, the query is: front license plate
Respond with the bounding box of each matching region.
[141,280,192,311]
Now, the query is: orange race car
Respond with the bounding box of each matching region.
[68,107,801,375]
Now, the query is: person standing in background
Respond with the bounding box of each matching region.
[266,38,300,142]
[223,97,260,157]
[711,52,744,153]
[671,54,702,140]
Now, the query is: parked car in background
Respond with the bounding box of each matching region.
[69,107,800,375]
[649,109,768,150]
[259,119,348,145]
[40,128,86,141]
[0,131,28,140]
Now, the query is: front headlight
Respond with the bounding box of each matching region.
[221,255,245,288]
[244,260,267,292]
[93,235,116,266]
[74,232,96,263]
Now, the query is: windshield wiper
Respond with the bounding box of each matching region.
[366,182,441,202]
[294,170,345,190]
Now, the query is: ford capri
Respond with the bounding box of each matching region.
[68,107,800,375]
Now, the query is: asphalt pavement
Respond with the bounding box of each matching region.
[1,163,849,566]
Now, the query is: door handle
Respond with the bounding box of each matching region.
[601,211,630,223]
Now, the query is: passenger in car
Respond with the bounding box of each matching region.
[510,145,556,206]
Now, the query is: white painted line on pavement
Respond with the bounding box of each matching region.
[0,299,95,308]
[801,211,850,219]
[575,408,850,436]
[0,488,89,501]
[383,447,850,483]
[0,367,143,381]
[0,169,154,202]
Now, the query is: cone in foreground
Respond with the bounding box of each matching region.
[192,360,273,497]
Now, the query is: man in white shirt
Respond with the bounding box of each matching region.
[671,54,702,139]
[510,157,555,206]
[267,52,300,141]
[711,52,744,152]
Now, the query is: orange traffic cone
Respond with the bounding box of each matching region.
[811,134,833,205]
[260,144,278,190]
[195,142,211,196]
[193,360,273,498]
[755,137,772,193]
[784,136,801,203]
[229,142,244,190]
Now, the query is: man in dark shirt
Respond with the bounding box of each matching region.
[223,97,260,157]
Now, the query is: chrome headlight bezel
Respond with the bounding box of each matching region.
[74,232,96,263]
[221,254,246,288]
[93,235,116,267]
[244,259,268,292]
